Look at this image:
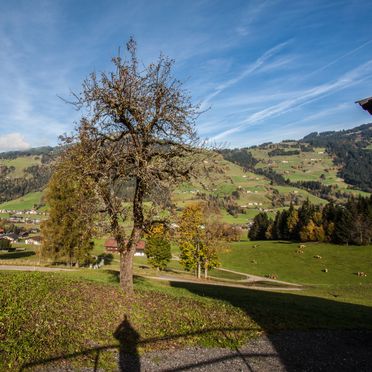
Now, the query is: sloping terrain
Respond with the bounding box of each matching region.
[0,124,370,223]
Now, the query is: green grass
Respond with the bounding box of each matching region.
[0,156,41,178]
[219,240,372,306]
[221,240,372,284]
[1,268,372,371]
[0,271,258,370]
[0,191,43,210]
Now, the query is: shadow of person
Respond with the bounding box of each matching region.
[114,315,141,372]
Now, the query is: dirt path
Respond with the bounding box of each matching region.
[216,267,302,287]
[0,264,302,291]
[0,265,74,272]
[148,275,303,291]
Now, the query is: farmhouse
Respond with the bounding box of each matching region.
[104,238,146,256]
[25,236,42,245]
[2,233,19,243]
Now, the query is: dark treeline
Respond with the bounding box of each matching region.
[249,196,372,245]
[218,148,258,170]
[255,168,288,185]
[0,146,55,160]
[331,145,372,192]
[268,149,300,157]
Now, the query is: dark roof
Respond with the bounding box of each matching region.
[356,96,372,115]
[104,238,146,250]
[5,233,18,240]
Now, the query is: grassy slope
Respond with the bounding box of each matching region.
[250,146,369,197]
[0,271,257,370]
[0,146,369,221]
[0,270,372,370]
[0,191,43,210]
[172,155,329,223]
[0,156,41,178]
[219,240,372,306]
[1,268,372,371]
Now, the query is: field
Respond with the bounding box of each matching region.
[0,156,41,178]
[171,155,330,224]
[0,191,43,211]
[250,145,369,198]
[1,237,372,370]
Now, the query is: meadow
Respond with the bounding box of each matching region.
[0,191,43,211]
[1,236,372,370]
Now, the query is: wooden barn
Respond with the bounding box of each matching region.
[104,238,146,256]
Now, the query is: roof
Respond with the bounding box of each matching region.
[5,233,18,239]
[104,238,146,250]
[27,236,42,241]
[356,96,372,115]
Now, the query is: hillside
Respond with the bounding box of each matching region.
[0,147,55,204]
[301,123,372,191]
[220,123,372,206]
[0,124,370,223]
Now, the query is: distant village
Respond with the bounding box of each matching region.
[0,208,46,249]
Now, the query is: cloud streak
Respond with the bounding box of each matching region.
[211,60,372,141]
[201,40,292,108]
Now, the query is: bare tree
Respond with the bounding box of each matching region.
[63,38,204,294]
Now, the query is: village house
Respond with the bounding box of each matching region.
[25,236,42,245]
[2,233,19,243]
[104,238,146,256]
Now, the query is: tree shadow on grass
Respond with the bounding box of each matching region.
[20,322,265,371]
[114,315,141,372]
[0,250,35,259]
[19,279,372,371]
[170,280,372,371]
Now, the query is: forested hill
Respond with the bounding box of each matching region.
[301,123,372,191]
[0,123,371,210]
[301,123,372,147]
[0,146,57,204]
[219,123,372,197]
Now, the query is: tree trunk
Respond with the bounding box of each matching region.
[197,262,201,279]
[204,263,208,279]
[120,247,135,295]
[119,177,144,294]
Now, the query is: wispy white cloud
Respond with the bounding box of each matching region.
[200,40,292,109]
[211,60,372,141]
[0,133,30,152]
[309,39,372,77]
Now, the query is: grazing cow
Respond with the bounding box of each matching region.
[357,272,367,277]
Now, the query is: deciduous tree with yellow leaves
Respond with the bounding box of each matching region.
[178,204,221,279]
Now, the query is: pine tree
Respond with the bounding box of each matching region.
[248,212,270,240]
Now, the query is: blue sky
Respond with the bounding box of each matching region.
[0,0,371,151]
